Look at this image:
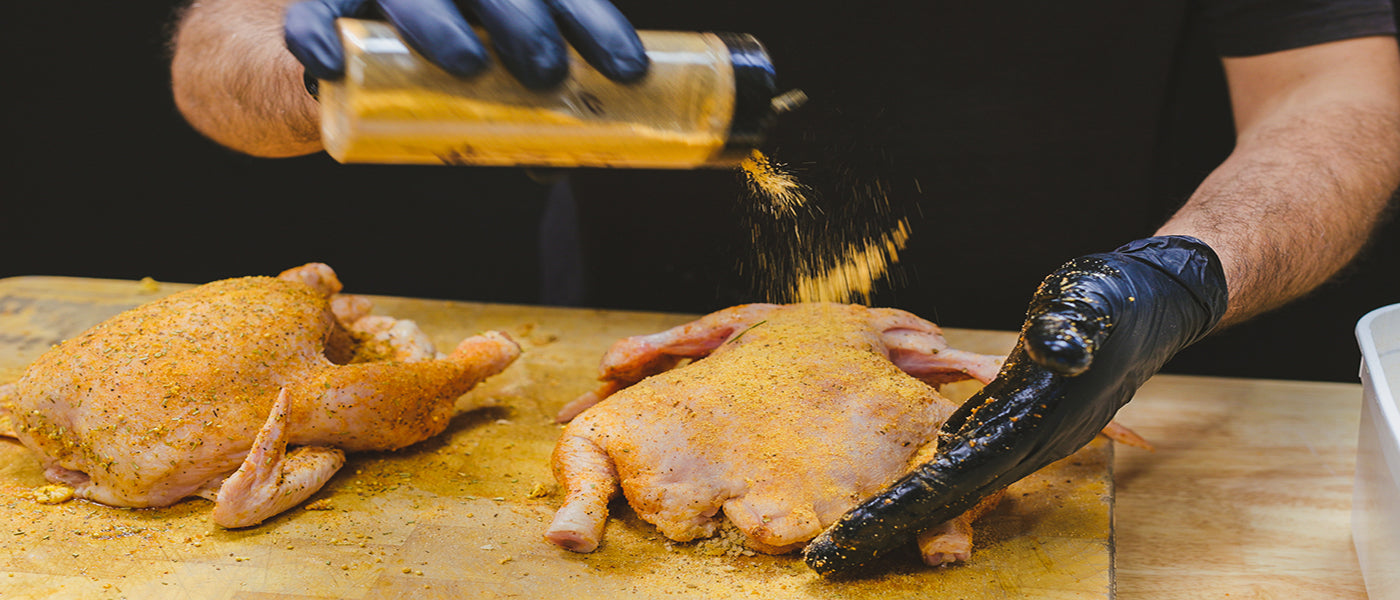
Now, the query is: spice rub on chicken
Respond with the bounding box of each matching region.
[0,263,520,528]
[545,303,1011,566]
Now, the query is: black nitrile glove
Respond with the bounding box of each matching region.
[284,0,648,90]
[804,235,1229,575]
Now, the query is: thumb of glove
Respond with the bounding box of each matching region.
[1022,256,1127,376]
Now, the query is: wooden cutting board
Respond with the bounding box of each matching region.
[0,276,1114,600]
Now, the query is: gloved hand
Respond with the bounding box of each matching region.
[803,235,1230,575]
[284,0,649,90]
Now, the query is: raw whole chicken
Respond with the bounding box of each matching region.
[545,303,1011,565]
[0,263,519,528]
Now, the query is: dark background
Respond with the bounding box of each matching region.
[4,3,1397,383]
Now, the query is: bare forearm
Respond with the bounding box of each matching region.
[1156,37,1400,327]
[171,0,322,157]
[1158,105,1400,325]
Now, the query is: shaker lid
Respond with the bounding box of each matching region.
[710,32,779,164]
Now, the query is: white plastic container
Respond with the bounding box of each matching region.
[1354,303,1399,600]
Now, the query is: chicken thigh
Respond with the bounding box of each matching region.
[0,263,520,528]
[545,303,1008,565]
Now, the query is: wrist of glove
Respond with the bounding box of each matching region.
[804,235,1229,575]
[284,0,648,93]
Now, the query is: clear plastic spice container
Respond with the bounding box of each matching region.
[318,19,784,168]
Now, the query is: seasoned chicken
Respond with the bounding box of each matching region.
[545,303,1009,565]
[0,263,519,528]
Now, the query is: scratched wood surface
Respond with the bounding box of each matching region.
[1112,374,1370,599]
[0,275,1115,600]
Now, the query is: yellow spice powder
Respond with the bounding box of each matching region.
[740,150,808,217]
[788,218,911,304]
[739,149,912,304]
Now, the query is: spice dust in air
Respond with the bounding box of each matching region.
[739,150,809,217]
[738,149,912,305]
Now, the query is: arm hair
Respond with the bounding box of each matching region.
[1156,36,1400,327]
[170,0,324,157]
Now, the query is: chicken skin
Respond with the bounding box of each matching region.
[0,263,520,528]
[545,303,1008,565]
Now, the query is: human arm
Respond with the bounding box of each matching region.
[1157,35,1400,326]
[171,0,322,158]
[170,0,648,158]
[804,35,1400,575]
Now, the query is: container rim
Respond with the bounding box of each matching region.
[1356,303,1400,436]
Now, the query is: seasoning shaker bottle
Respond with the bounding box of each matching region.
[317,19,796,168]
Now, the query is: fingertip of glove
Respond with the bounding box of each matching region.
[283,3,346,80]
[510,58,570,90]
[500,43,571,89]
[599,51,650,83]
[433,46,492,79]
[802,525,869,577]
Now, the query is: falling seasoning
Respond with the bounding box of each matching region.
[739,150,808,217]
[786,218,910,304]
[738,150,912,305]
